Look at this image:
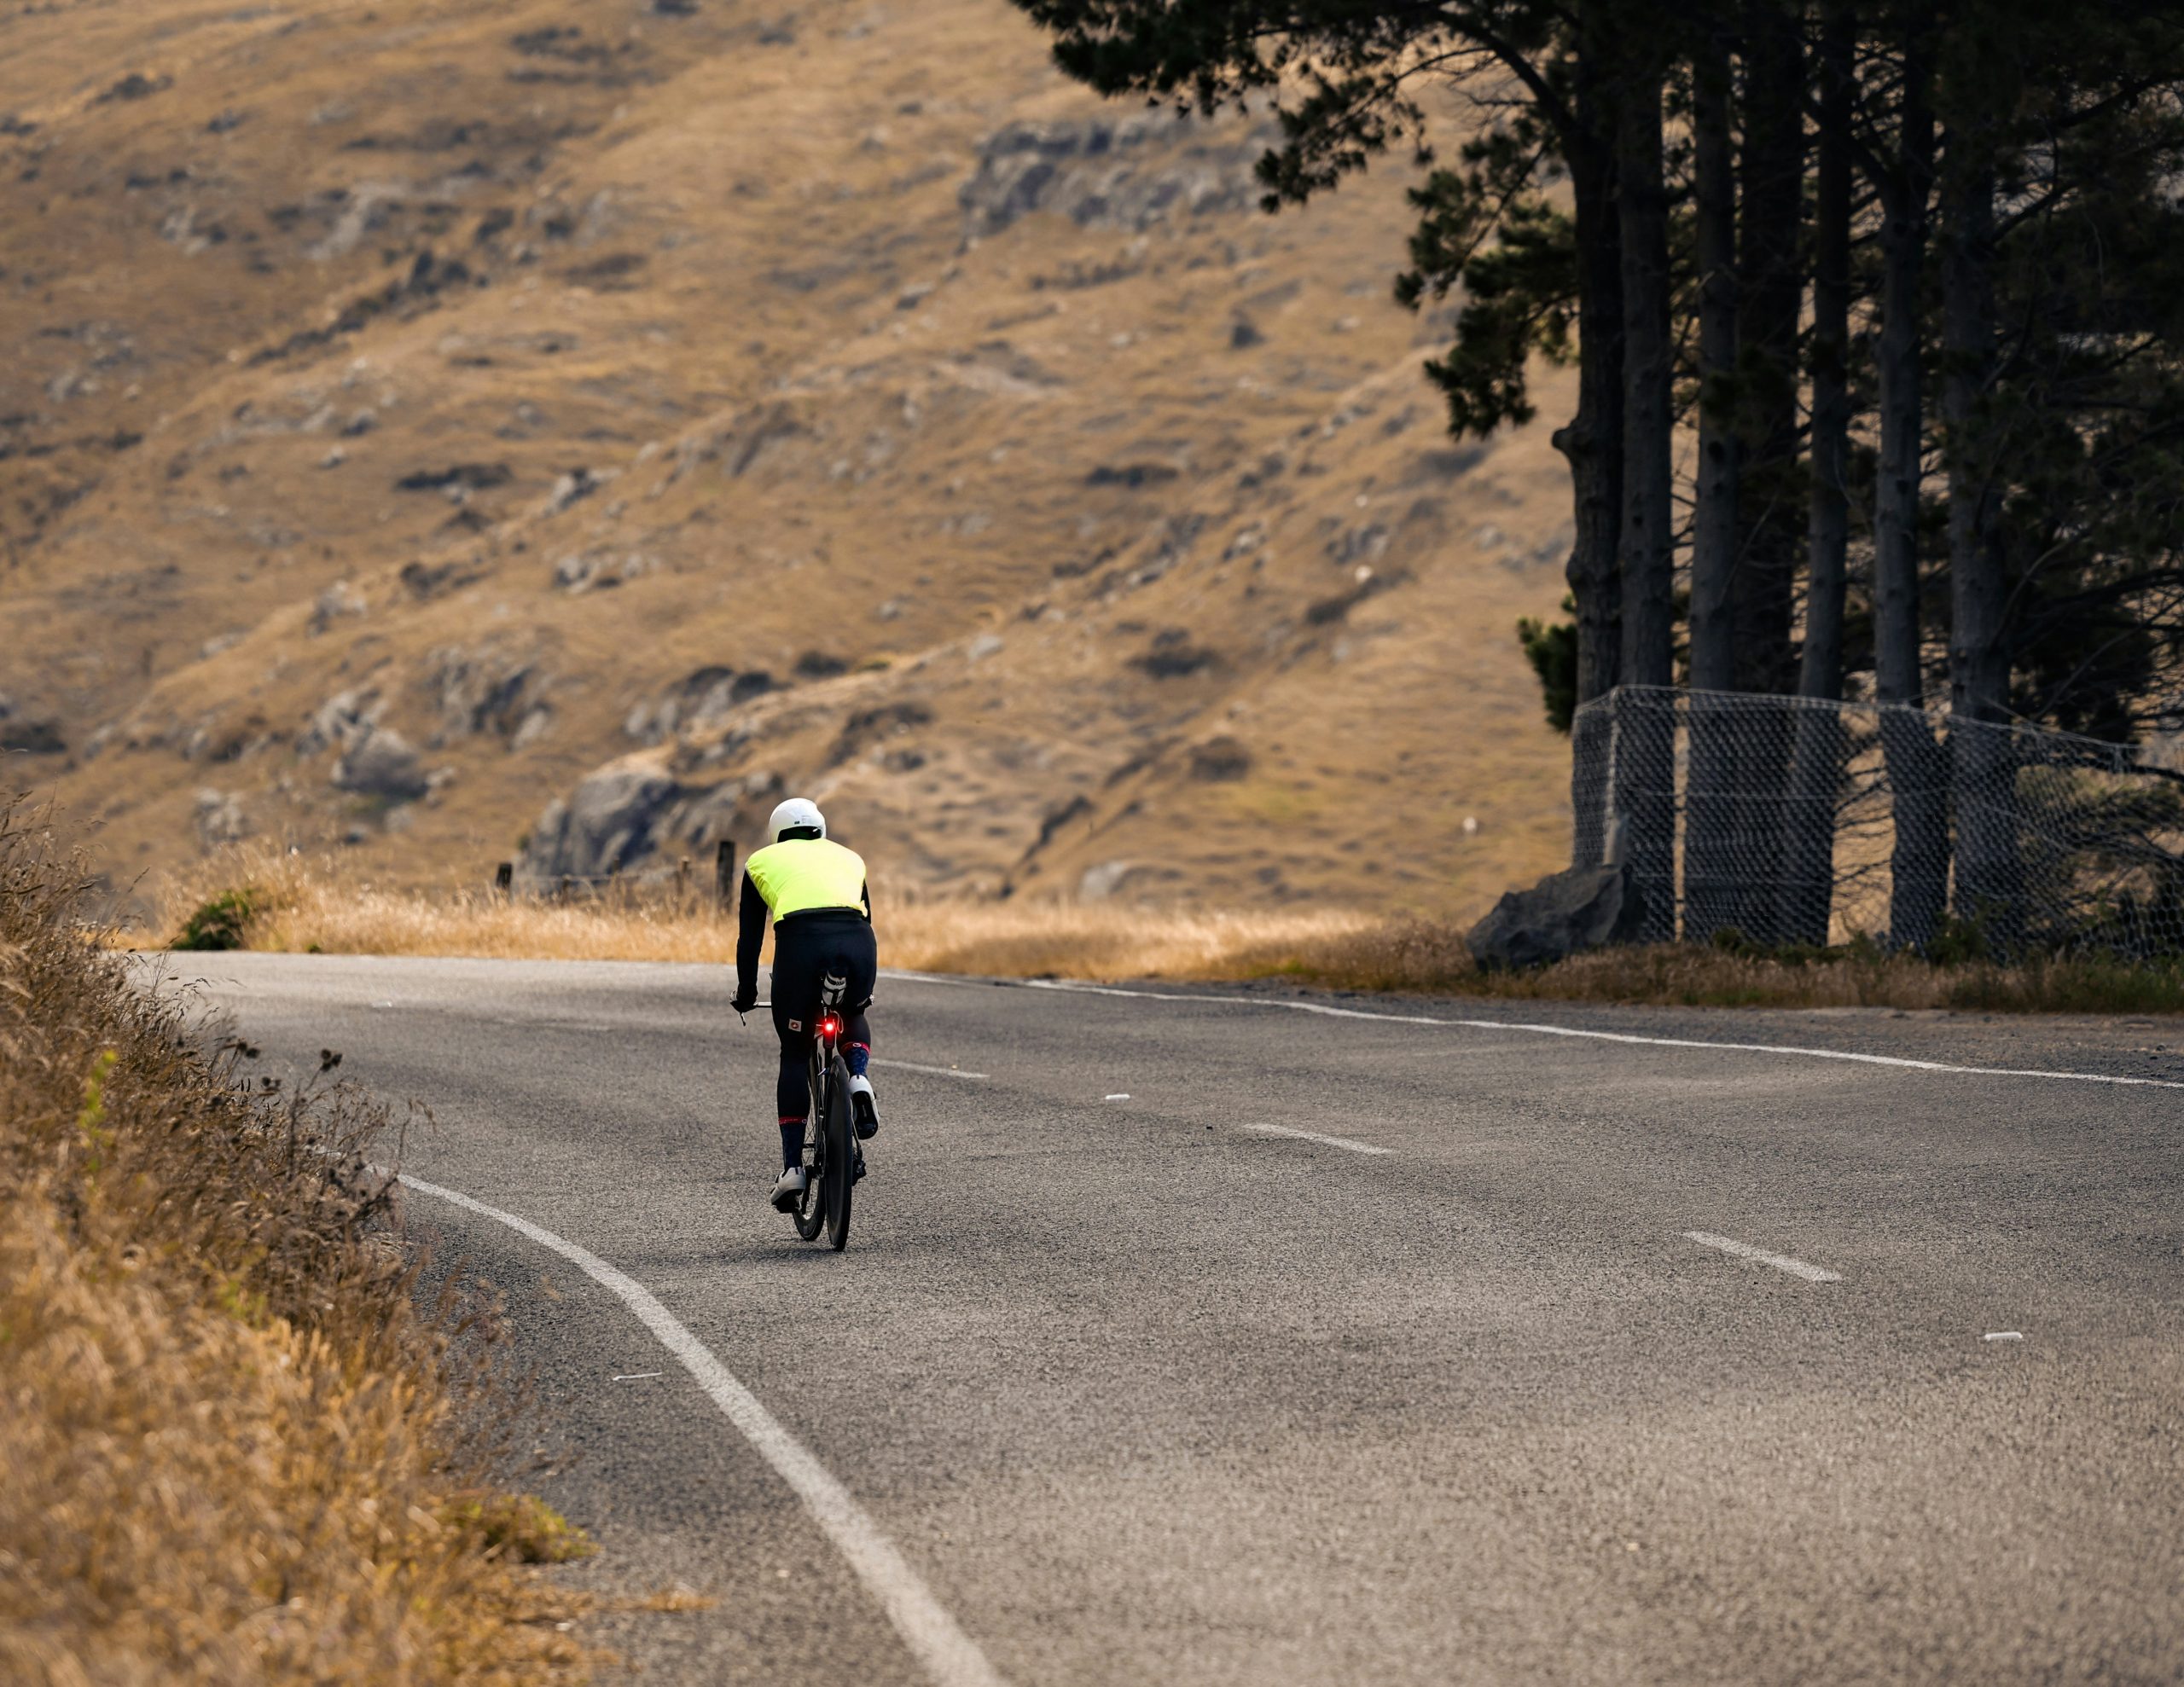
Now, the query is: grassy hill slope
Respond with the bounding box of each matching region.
[0,0,1576,919]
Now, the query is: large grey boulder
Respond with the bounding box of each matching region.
[518,761,686,885]
[1467,863,1647,971]
[331,726,427,802]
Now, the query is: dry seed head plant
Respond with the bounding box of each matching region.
[0,811,591,1685]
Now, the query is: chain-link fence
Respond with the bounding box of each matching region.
[1571,686,2184,957]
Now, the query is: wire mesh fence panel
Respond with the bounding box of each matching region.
[1570,686,2184,956]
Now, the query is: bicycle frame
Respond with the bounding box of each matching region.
[788,971,857,1248]
[800,973,848,1174]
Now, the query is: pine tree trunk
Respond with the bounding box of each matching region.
[1780,0,1855,945]
[1686,26,1742,941]
[1728,0,1804,941]
[1942,142,2018,946]
[1556,42,1625,869]
[1873,17,1947,951]
[1614,53,1677,937]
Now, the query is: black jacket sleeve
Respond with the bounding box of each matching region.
[734,870,767,1000]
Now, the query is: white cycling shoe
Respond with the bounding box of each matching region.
[849,1074,880,1139]
[770,1164,808,1212]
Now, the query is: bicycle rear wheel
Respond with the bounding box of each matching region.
[793,1052,825,1241]
[822,1052,854,1251]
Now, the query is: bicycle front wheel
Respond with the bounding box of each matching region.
[823,1052,854,1251]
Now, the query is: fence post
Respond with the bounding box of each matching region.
[715,839,737,909]
[494,861,513,895]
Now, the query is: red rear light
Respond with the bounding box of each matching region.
[818,1014,841,1039]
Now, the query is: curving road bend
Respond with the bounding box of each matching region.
[154,953,2184,1684]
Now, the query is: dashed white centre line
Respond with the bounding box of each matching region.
[1683,1230,1842,1282]
[872,1058,990,1081]
[1243,1123,1393,1157]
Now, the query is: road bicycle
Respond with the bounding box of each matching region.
[786,971,859,1250]
[739,971,862,1250]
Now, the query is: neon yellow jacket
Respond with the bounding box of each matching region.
[744,838,869,923]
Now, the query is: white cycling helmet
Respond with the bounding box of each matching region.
[766,796,827,844]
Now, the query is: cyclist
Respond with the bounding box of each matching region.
[729,797,881,1212]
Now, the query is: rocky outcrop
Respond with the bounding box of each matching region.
[1188,736,1251,781]
[331,725,427,802]
[828,700,929,766]
[1467,863,1647,971]
[309,579,368,634]
[427,646,545,745]
[298,687,377,758]
[623,665,774,745]
[960,108,1281,239]
[517,760,685,884]
[0,718,66,755]
[514,757,787,886]
[193,787,247,846]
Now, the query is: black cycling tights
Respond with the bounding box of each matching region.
[768,910,877,1122]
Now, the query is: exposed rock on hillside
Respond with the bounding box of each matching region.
[519,761,685,886]
[516,758,787,886]
[624,668,775,745]
[2,719,67,757]
[331,727,427,803]
[427,647,545,746]
[961,109,1281,236]
[193,787,247,847]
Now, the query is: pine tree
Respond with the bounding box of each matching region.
[1018,0,2184,954]
[1012,0,1645,862]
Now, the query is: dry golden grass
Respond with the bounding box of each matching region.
[2,815,593,1685]
[1258,917,2184,1015]
[144,845,1375,979]
[143,846,2184,1014]
[889,901,1374,981]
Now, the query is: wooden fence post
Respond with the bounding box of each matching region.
[715,839,737,909]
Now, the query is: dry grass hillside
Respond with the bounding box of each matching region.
[0,0,1577,920]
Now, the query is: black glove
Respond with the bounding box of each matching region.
[731,990,757,1017]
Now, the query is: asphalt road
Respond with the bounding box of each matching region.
[157,954,2184,1684]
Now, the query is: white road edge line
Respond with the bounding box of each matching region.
[915,974,2184,1091]
[395,1171,1008,1687]
[1242,1123,1393,1157]
[872,1058,990,1081]
[1682,1230,1843,1282]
